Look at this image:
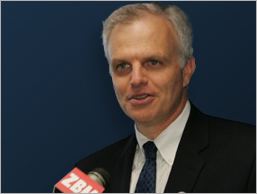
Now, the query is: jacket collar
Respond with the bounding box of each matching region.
[109,104,209,193]
[164,104,209,193]
[109,134,137,192]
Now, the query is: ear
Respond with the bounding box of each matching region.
[182,57,196,87]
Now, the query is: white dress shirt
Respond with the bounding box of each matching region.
[129,101,191,193]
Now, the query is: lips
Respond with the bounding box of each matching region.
[128,93,154,106]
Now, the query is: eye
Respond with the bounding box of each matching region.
[115,63,131,74]
[146,59,162,67]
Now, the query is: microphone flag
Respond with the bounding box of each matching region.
[55,167,105,193]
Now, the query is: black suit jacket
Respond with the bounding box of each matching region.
[76,105,256,193]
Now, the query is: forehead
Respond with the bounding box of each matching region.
[107,13,179,61]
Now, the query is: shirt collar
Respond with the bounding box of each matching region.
[135,100,191,165]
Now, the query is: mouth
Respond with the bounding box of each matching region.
[128,93,155,106]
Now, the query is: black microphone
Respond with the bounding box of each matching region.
[53,167,110,193]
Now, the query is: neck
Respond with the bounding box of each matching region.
[136,97,188,140]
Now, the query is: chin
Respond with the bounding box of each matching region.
[128,112,156,124]
[123,104,157,122]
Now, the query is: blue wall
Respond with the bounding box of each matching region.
[2,2,255,192]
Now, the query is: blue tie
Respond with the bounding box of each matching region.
[135,141,157,193]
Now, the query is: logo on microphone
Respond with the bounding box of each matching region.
[55,168,105,193]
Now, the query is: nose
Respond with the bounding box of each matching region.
[130,64,147,89]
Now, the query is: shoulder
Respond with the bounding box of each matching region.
[189,104,255,156]
[191,104,255,142]
[196,107,256,158]
[206,114,255,143]
[75,135,135,173]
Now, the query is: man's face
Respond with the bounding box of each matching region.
[107,13,195,127]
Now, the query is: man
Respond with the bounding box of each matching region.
[76,3,255,193]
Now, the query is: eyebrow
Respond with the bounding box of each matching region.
[111,59,129,66]
[141,54,170,63]
[111,53,169,65]
[144,54,167,60]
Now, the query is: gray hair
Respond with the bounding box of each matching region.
[102,3,193,68]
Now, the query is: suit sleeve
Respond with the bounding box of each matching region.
[247,158,256,192]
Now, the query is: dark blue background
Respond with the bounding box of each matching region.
[2,1,256,192]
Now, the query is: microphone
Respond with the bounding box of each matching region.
[53,167,110,193]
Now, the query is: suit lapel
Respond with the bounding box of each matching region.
[110,105,209,193]
[164,105,209,193]
[110,135,137,192]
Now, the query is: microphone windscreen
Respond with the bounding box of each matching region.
[88,168,110,188]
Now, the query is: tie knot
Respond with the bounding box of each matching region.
[143,141,157,160]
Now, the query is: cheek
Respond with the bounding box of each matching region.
[112,77,127,100]
[158,71,183,100]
